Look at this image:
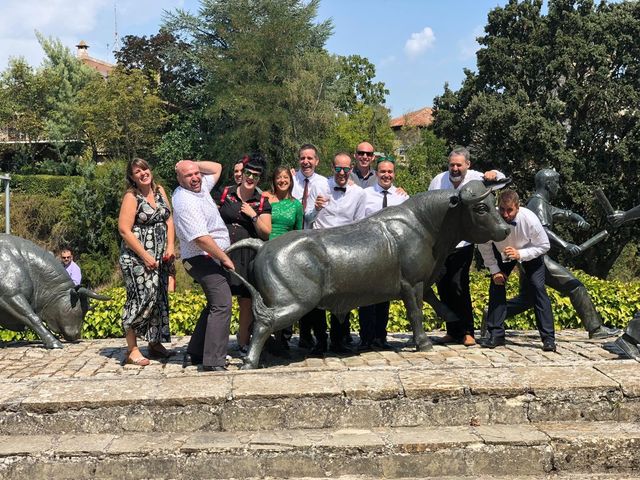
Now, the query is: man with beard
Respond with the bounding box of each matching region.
[172,160,234,372]
[428,147,504,346]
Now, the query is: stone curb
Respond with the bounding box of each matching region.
[1,421,639,478]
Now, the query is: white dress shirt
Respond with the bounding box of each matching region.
[429,168,505,248]
[308,177,366,229]
[478,207,550,275]
[172,174,231,260]
[292,170,327,228]
[363,184,408,217]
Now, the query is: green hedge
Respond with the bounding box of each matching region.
[1,270,639,342]
[11,174,83,196]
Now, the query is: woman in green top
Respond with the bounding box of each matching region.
[268,166,304,239]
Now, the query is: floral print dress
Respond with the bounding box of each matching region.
[119,190,171,343]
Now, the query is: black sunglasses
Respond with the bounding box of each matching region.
[356,151,374,157]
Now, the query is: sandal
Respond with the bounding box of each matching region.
[125,355,150,366]
[148,343,175,359]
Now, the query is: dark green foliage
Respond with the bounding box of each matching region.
[432,0,640,278]
[11,174,83,195]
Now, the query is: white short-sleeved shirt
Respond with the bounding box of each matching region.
[309,177,366,229]
[363,184,408,217]
[172,174,230,259]
[477,207,550,275]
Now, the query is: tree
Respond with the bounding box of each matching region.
[334,55,389,114]
[75,68,167,161]
[164,0,338,167]
[432,0,640,278]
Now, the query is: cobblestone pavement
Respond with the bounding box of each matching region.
[0,329,628,381]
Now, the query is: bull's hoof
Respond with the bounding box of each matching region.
[45,339,64,349]
[416,339,433,352]
[240,363,257,370]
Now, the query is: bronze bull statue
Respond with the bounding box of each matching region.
[0,234,109,348]
[228,179,511,368]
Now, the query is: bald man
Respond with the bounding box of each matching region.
[350,141,378,189]
[172,160,234,372]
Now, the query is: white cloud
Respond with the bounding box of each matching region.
[458,25,484,60]
[0,0,187,69]
[404,27,435,58]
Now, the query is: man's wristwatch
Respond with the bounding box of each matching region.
[251,215,258,223]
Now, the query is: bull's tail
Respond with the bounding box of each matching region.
[226,269,275,327]
[225,238,264,256]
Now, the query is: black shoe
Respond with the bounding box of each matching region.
[542,338,557,352]
[589,325,622,339]
[372,338,395,350]
[265,336,290,358]
[356,340,373,352]
[344,333,353,345]
[329,341,352,355]
[182,353,203,368]
[298,335,315,349]
[480,336,506,349]
[202,365,227,372]
[615,334,640,361]
[308,342,327,357]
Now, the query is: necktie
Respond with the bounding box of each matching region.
[302,178,309,211]
[334,186,347,193]
[382,190,389,208]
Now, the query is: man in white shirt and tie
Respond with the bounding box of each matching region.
[291,144,328,349]
[358,156,409,351]
[478,189,556,352]
[304,151,367,355]
[428,146,504,347]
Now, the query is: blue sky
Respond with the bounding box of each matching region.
[0,0,512,117]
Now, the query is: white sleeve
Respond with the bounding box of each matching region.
[478,242,501,275]
[518,217,550,262]
[354,190,367,221]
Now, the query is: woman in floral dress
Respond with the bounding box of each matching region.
[118,158,175,365]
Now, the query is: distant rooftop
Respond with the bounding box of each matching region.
[76,40,114,78]
[390,107,433,129]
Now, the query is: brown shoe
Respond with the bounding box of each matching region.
[462,334,476,347]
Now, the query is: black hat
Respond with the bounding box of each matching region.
[245,153,267,175]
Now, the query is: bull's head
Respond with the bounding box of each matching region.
[451,179,511,245]
[41,286,111,341]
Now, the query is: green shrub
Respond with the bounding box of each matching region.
[11,174,83,195]
[1,270,638,342]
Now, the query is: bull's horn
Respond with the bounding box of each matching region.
[460,180,492,205]
[75,287,111,301]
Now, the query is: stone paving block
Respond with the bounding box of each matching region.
[54,433,114,454]
[335,369,402,400]
[0,434,54,455]
[474,423,548,445]
[106,432,188,454]
[594,362,640,397]
[399,368,465,397]
[231,371,342,399]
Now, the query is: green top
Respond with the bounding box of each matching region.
[269,197,304,240]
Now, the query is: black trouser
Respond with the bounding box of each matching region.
[506,256,602,333]
[358,302,390,343]
[299,308,328,345]
[183,256,232,367]
[436,244,475,338]
[486,254,554,342]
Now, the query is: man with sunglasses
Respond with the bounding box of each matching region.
[428,146,504,347]
[304,152,367,355]
[60,248,81,286]
[350,141,378,189]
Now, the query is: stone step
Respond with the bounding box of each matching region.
[1,362,639,435]
[1,421,639,479]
